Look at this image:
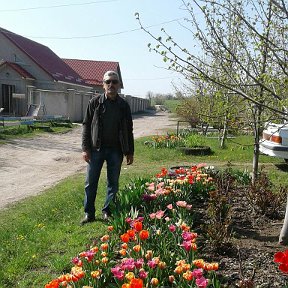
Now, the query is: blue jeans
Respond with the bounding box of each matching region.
[84,147,123,217]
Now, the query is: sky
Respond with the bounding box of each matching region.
[0,0,194,98]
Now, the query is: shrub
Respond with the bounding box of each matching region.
[245,170,287,219]
[184,133,207,148]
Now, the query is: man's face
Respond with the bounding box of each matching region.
[103,76,120,99]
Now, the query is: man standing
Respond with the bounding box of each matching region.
[81,71,134,225]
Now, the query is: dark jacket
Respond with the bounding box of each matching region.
[82,94,134,155]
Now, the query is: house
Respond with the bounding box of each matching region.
[63,59,123,94]
[0,27,123,121]
[0,27,150,122]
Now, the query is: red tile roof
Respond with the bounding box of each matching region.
[63,59,123,88]
[0,61,35,79]
[0,27,88,86]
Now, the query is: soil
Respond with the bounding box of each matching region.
[0,109,288,287]
[195,185,288,288]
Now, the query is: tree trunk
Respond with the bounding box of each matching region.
[279,194,288,245]
[251,105,261,185]
[220,120,227,148]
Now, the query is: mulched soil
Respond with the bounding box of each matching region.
[192,178,288,287]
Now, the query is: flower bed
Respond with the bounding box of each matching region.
[45,163,288,287]
[45,164,221,288]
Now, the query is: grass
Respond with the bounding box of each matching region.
[0,133,287,287]
[0,122,74,142]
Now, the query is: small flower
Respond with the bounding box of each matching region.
[101,251,108,257]
[274,250,288,273]
[155,210,165,219]
[196,276,209,288]
[145,250,153,260]
[167,203,173,210]
[148,259,158,269]
[139,268,148,279]
[122,243,128,249]
[119,249,127,256]
[127,229,136,238]
[192,268,203,278]
[158,261,166,269]
[150,277,159,286]
[100,234,110,242]
[169,224,176,232]
[183,270,193,281]
[133,245,141,253]
[100,243,109,250]
[130,278,144,288]
[125,271,135,281]
[133,221,143,231]
[91,269,102,279]
[204,262,218,271]
[139,230,149,240]
[193,259,205,268]
[120,233,130,243]
[135,258,144,269]
[111,266,125,280]
[176,200,187,208]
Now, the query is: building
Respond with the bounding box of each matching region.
[0,27,122,121]
[0,27,150,121]
[63,59,123,94]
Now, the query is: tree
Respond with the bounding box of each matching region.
[136,0,288,183]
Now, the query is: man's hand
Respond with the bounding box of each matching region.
[126,154,134,165]
[82,151,91,163]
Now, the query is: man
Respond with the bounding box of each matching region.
[81,71,134,225]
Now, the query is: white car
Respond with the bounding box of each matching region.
[259,122,288,163]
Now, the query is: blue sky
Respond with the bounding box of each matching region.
[0,0,193,98]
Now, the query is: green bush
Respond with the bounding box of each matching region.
[184,133,207,147]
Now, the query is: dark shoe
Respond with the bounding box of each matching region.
[80,214,95,225]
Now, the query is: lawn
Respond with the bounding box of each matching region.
[0,133,287,287]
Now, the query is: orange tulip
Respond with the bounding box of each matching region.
[119,249,127,256]
[133,245,141,253]
[145,250,153,260]
[193,259,205,268]
[122,243,128,249]
[101,252,107,257]
[100,234,110,242]
[134,221,143,232]
[150,278,159,286]
[174,266,183,274]
[90,246,99,253]
[91,270,102,279]
[120,233,130,243]
[130,278,144,288]
[139,230,149,240]
[101,243,109,250]
[108,225,114,231]
[183,270,193,281]
[127,229,136,238]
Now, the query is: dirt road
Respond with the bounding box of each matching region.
[0,111,176,209]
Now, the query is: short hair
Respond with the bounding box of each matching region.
[103,71,119,81]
